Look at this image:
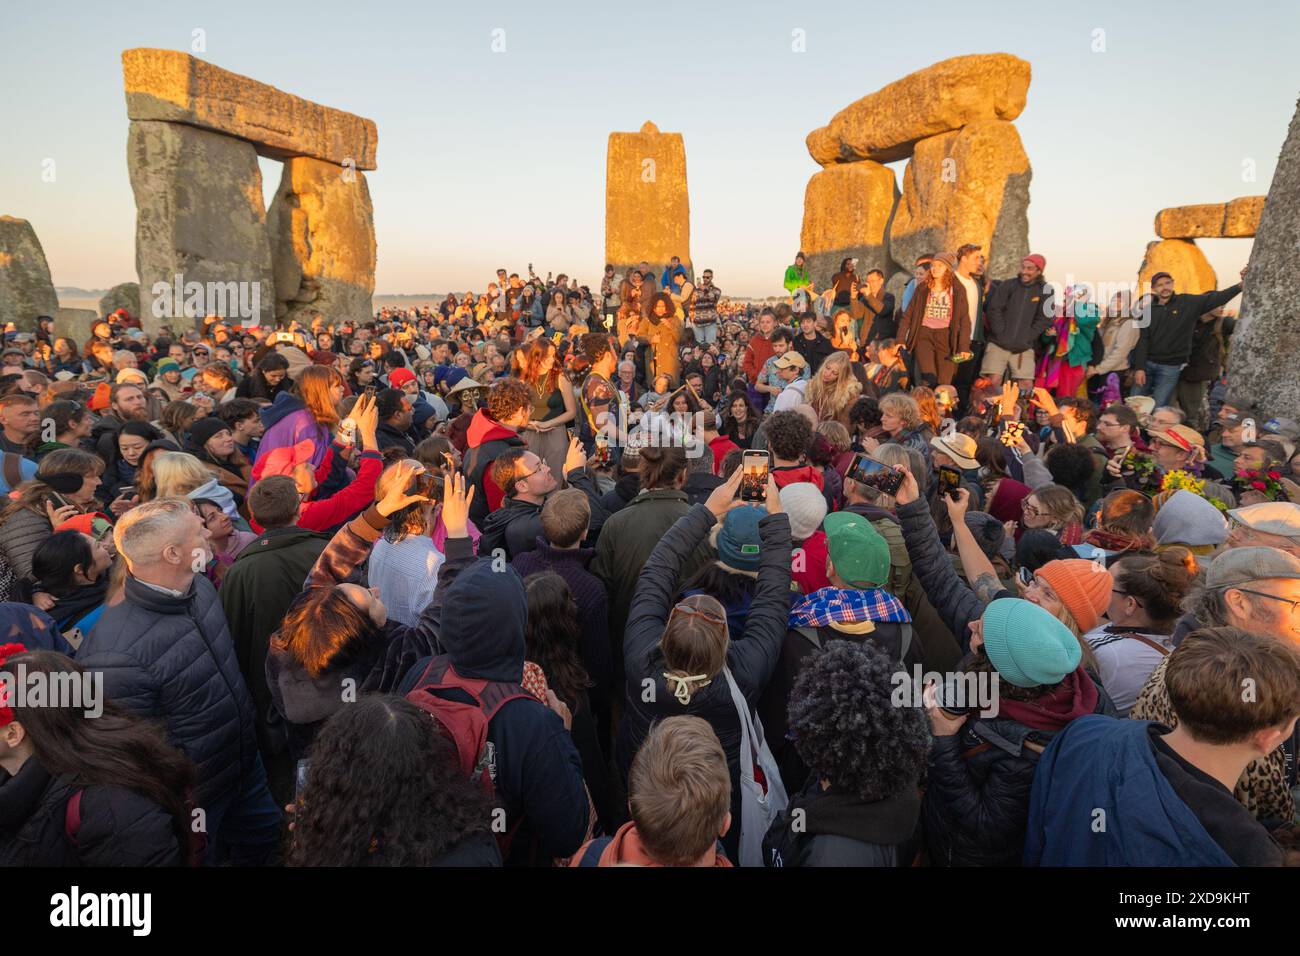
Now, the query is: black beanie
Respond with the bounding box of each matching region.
[188,416,230,450]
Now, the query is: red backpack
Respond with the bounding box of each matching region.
[404,656,532,792]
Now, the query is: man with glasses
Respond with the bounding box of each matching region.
[1132,546,1300,824]
[478,438,606,560]
[1226,502,1300,558]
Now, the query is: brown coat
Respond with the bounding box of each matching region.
[898,280,972,357]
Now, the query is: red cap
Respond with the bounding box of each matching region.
[388,368,417,388]
[1023,254,1046,272]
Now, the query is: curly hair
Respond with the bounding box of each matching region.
[1045,443,1097,500]
[486,376,534,424]
[287,695,493,866]
[787,641,929,802]
[765,409,813,462]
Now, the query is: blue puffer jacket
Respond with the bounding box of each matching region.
[80,575,257,808]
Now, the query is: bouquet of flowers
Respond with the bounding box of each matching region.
[1237,468,1288,502]
[1161,470,1204,495]
[1121,449,1159,486]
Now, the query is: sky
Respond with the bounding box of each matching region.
[3,0,1298,299]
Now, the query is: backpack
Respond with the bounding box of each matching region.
[405,656,533,849]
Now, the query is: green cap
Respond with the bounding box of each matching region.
[822,511,891,589]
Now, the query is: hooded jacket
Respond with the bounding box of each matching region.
[397,538,588,863]
[765,781,921,868]
[252,392,330,483]
[479,467,608,560]
[617,504,793,862]
[1025,717,1278,866]
[80,573,257,808]
[463,409,526,525]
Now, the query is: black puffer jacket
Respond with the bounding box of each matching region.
[80,575,257,808]
[617,504,793,861]
[0,759,183,866]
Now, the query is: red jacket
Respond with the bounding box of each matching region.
[742,334,775,384]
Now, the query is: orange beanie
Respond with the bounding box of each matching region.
[1036,558,1111,633]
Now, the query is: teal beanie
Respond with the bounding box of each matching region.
[980,598,1081,688]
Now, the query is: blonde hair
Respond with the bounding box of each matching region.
[152,452,215,498]
[815,419,851,453]
[804,352,861,423]
[878,392,922,431]
[114,497,194,566]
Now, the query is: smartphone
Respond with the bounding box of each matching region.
[847,452,904,497]
[937,465,963,501]
[999,420,1025,447]
[276,330,295,344]
[413,472,437,499]
[739,450,770,503]
[294,759,310,802]
[118,485,136,499]
[1017,383,1032,399]
[1017,566,1034,587]
[363,385,377,401]
[932,681,977,721]
[594,435,612,468]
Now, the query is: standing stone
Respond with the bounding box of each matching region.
[807,54,1031,166]
[98,281,140,318]
[268,157,376,327]
[799,162,899,291]
[128,120,275,334]
[0,216,59,332]
[54,308,99,349]
[1137,239,1217,296]
[605,121,691,284]
[889,120,1031,279]
[1230,98,1300,413]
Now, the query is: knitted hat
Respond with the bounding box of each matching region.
[716,505,765,572]
[1154,489,1227,547]
[157,358,181,375]
[308,349,337,366]
[188,416,231,450]
[780,482,827,541]
[963,512,1006,559]
[1035,558,1111,632]
[115,367,148,386]
[823,511,890,588]
[981,598,1081,688]
[1023,254,1046,272]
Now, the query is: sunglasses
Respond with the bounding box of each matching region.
[670,602,726,625]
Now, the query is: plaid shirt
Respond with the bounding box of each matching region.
[789,587,910,629]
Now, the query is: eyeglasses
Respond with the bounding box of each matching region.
[1021,502,1044,517]
[1111,587,1143,607]
[1232,588,1300,617]
[670,602,726,625]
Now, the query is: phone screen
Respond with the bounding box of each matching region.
[739,451,769,502]
[848,453,903,496]
[938,465,963,500]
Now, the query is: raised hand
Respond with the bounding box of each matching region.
[440,470,475,539]
[377,460,427,517]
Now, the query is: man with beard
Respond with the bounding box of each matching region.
[90,382,151,469]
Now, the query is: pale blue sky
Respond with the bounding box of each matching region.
[2,0,1297,298]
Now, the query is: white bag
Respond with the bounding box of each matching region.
[723,668,788,867]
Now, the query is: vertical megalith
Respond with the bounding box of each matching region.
[799,162,899,291]
[0,216,59,332]
[268,156,376,327]
[1230,98,1300,413]
[128,120,275,333]
[605,121,691,282]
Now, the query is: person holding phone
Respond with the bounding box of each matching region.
[0,449,104,589]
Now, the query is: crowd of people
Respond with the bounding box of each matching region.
[1,245,1298,869]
